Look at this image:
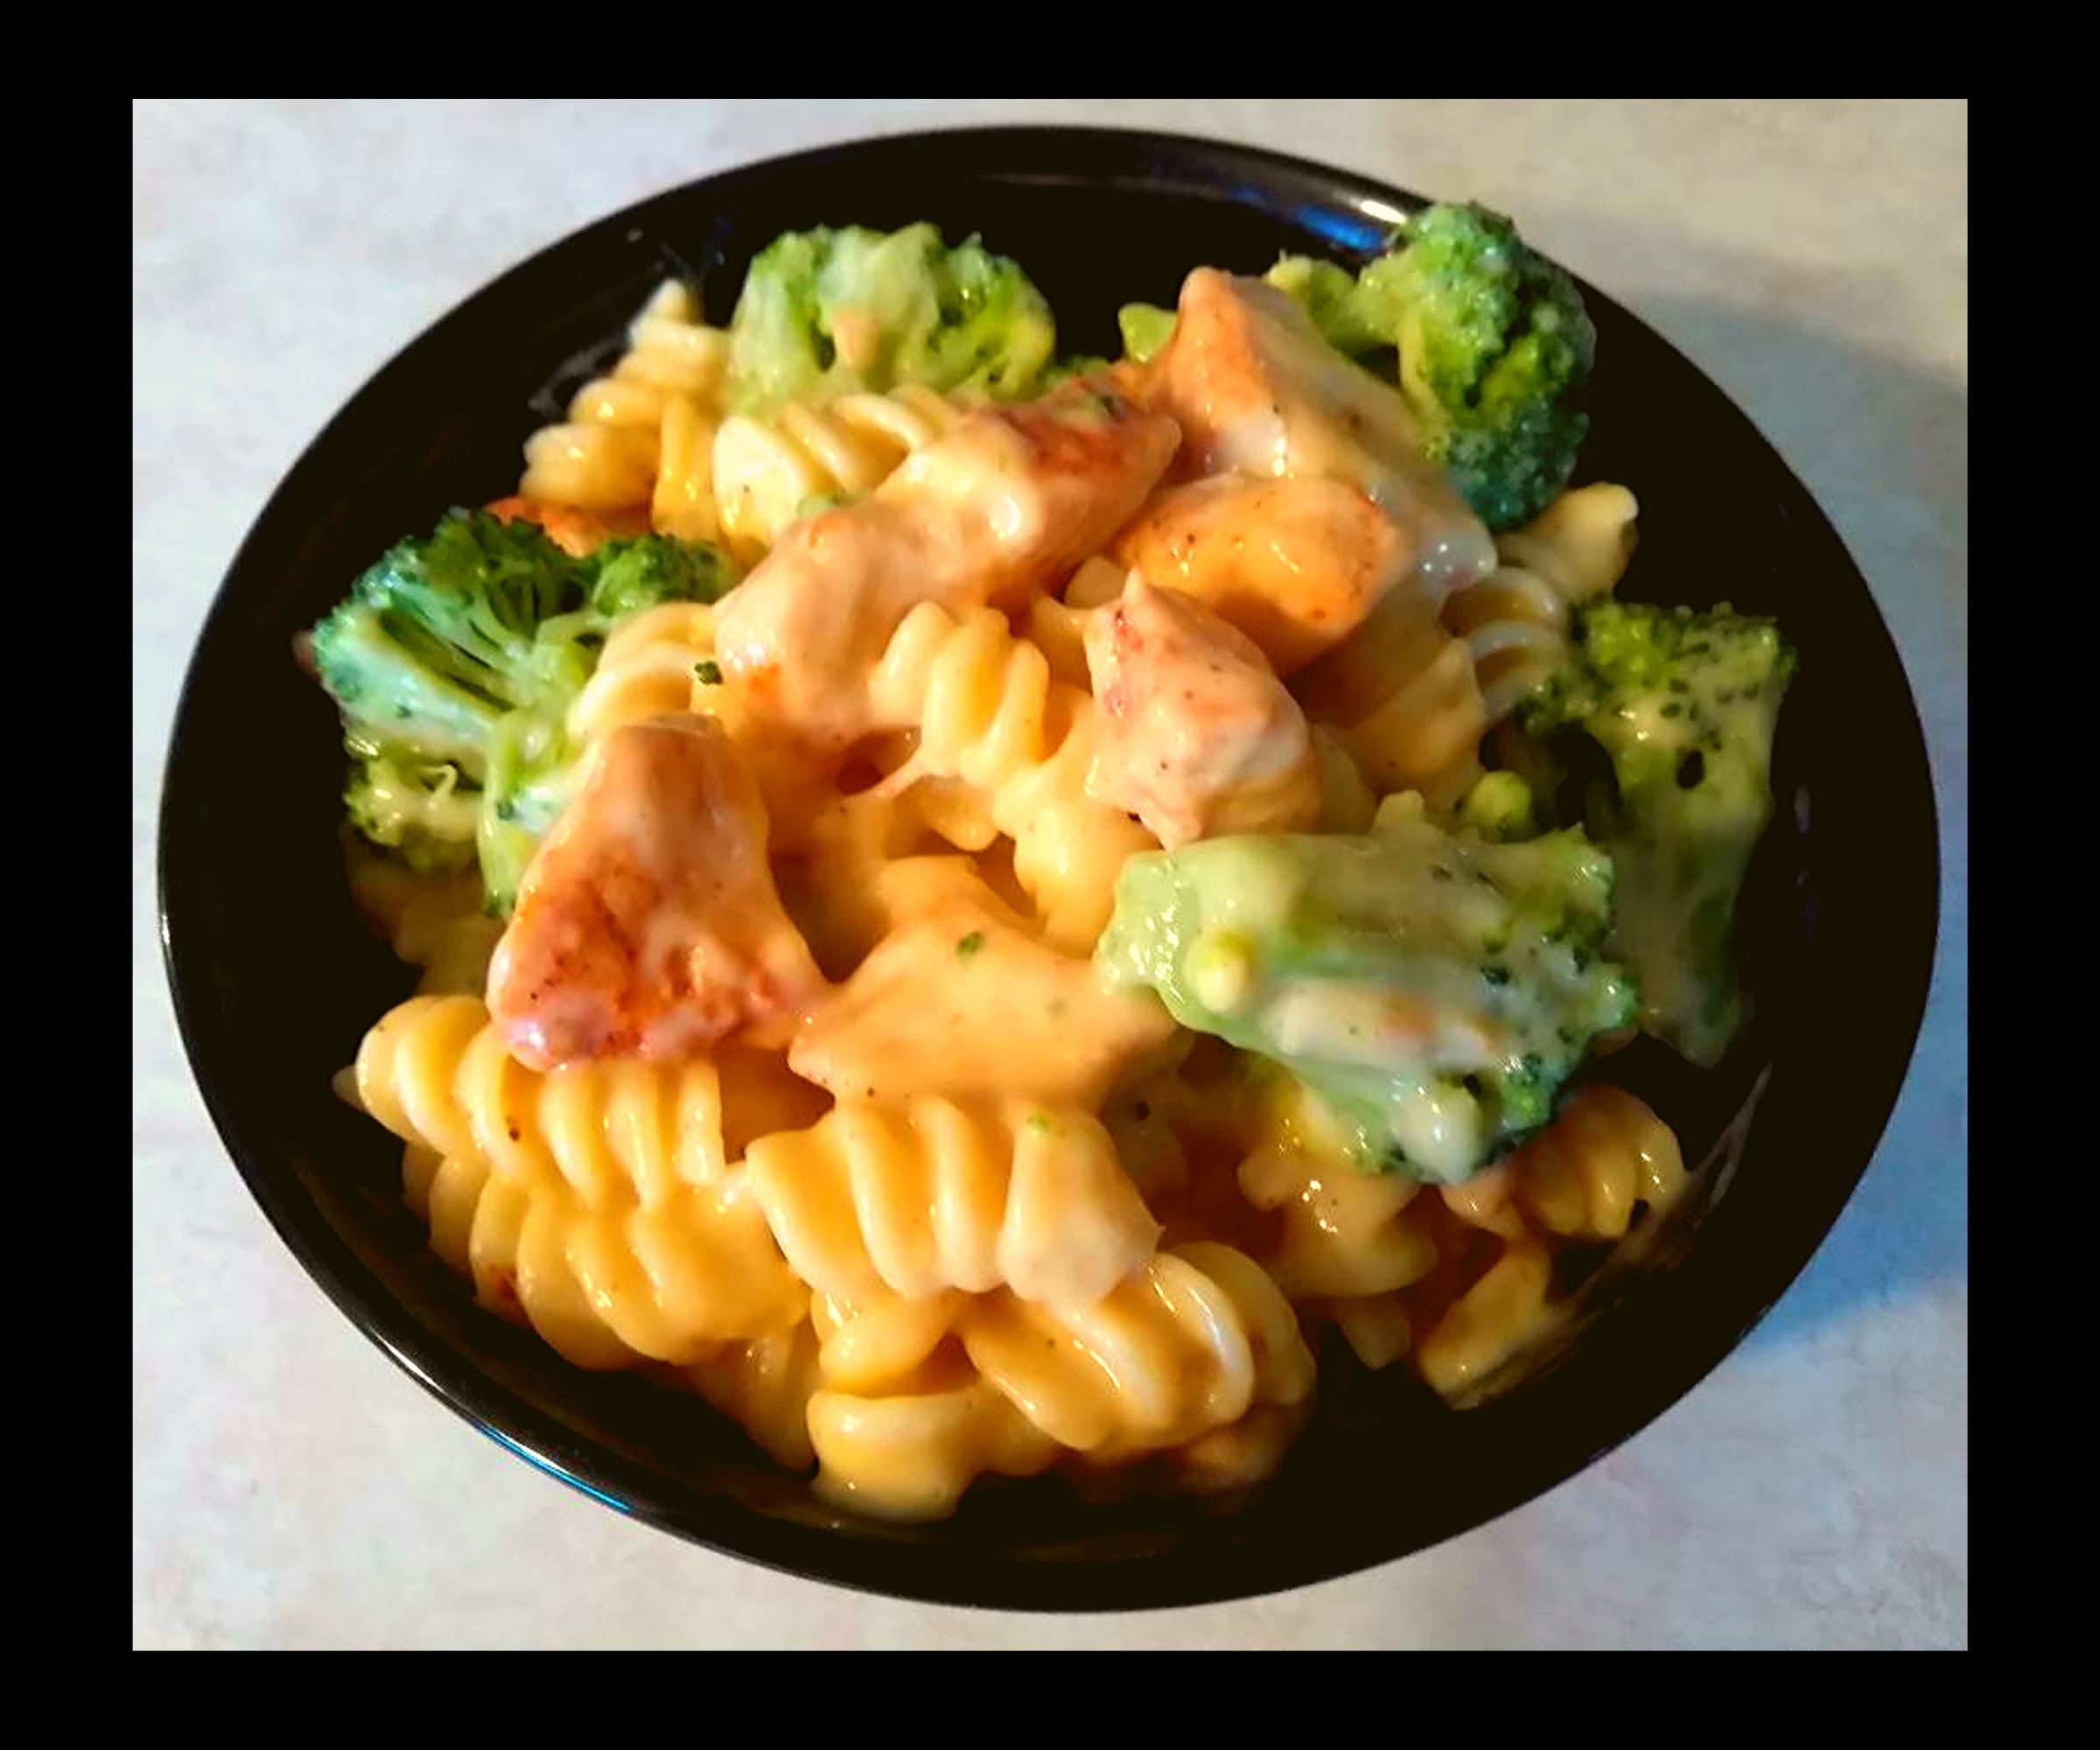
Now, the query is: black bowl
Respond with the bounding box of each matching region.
[158,126,1938,1610]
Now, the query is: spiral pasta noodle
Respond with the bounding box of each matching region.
[1410,1238,1557,1400]
[682,1320,826,1471]
[354,995,806,1368]
[1504,1082,1685,1242]
[1439,483,1639,724]
[802,1242,1314,1516]
[342,846,502,995]
[566,601,720,745]
[956,1241,1316,1459]
[713,384,965,563]
[808,1371,1059,1520]
[1401,1087,1681,1397]
[867,601,1155,948]
[1236,1129,1438,1301]
[1290,581,1488,804]
[521,283,729,513]
[744,1096,1159,1309]
[651,393,721,542]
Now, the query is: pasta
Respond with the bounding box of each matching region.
[803,1241,1314,1516]
[566,601,719,744]
[808,1371,1058,1520]
[1236,1127,1438,1301]
[1505,1083,1687,1242]
[342,846,502,996]
[1440,483,1640,724]
[354,995,805,1367]
[713,384,965,563]
[681,1320,826,1471]
[521,283,729,513]
[743,1096,1159,1307]
[1291,581,1488,803]
[310,213,1787,1525]
[956,1242,1316,1459]
[652,393,721,543]
[867,600,1155,947]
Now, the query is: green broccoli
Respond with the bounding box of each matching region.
[1522,599,1796,1066]
[1116,303,1178,364]
[587,533,738,620]
[1261,256,1390,355]
[1458,769,1539,843]
[1096,799,1638,1183]
[724,223,1057,412]
[342,746,481,872]
[1038,353,1114,389]
[310,512,738,914]
[1268,202,1597,531]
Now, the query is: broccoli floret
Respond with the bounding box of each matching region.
[1038,353,1114,389]
[1262,256,1390,355]
[1096,799,1638,1183]
[1522,599,1796,1065]
[1116,303,1178,364]
[724,223,1056,412]
[1458,770,1538,842]
[587,533,737,619]
[1268,203,1596,531]
[343,746,480,873]
[310,510,738,915]
[474,708,580,916]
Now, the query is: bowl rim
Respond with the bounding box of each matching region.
[158,122,1942,1612]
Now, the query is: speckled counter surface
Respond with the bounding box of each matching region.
[133,99,1966,1649]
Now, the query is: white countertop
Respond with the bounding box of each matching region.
[133,98,1967,1649]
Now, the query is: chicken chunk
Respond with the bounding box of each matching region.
[1144,269,1496,602]
[789,889,1180,1108]
[711,387,1180,751]
[1111,474,1410,675]
[1084,577,1322,850]
[487,714,826,1068]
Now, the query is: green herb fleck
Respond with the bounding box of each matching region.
[956,931,985,959]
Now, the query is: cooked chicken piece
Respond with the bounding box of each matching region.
[1111,474,1410,675]
[487,714,825,1068]
[711,387,1180,751]
[1084,577,1322,850]
[1144,270,1496,602]
[789,890,1180,1108]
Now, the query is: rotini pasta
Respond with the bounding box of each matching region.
[1439,483,1639,724]
[682,1319,825,1471]
[354,995,805,1367]
[713,384,964,563]
[1236,1126,1438,1301]
[566,601,719,745]
[1291,580,1488,803]
[1504,1083,1686,1242]
[808,1370,1059,1520]
[651,393,721,542]
[745,1096,1158,1308]
[867,600,1155,948]
[1335,1088,1684,1396]
[957,1242,1316,1459]
[521,283,729,512]
[747,1101,1158,1302]
[1410,1238,1558,1400]
[342,845,502,996]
